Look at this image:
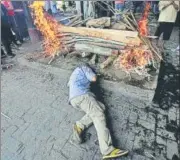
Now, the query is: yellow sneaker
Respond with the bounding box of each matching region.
[70,124,83,144]
[103,148,128,159]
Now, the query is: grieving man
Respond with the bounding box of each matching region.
[67,65,128,159]
[155,1,179,49]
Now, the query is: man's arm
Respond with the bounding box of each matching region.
[159,1,173,11]
[172,1,179,10]
[82,66,97,82]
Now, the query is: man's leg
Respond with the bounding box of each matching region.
[80,94,128,158]
[71,94,128,158]
[76,114,92,130]
[77,100,105,129]
[154,23,164,48]
[79,94,114,155]
[70,95,93,144]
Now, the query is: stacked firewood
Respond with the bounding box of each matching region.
[30,1,161,77]
[56,13,161,77]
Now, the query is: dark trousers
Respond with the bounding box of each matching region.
[154,22,174,40]
[1,25,14,55]
[1,38,13,55]
[1,48,6,56]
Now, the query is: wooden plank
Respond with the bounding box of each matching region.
[59,26,141,46]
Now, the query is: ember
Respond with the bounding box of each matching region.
[138,2,151,36]
[115,47,153,73]
[30,2,62,56]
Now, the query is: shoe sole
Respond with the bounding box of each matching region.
[103,151,129,159]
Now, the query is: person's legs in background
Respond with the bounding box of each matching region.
[154,22,164,48]
[1,48,6,58]
[162,23,174,50]
[1,38,15,57]
[115,3,124,21]
[153,2,159,20]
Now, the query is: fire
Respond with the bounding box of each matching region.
[117,48,153,71]
[30,2,62,56]
[138,2,151,36]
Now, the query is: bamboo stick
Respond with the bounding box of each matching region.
[100,55,118,69]
[90,54,97,65]
[58,14,82,22]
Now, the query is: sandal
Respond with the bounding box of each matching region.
[103,148,128,159]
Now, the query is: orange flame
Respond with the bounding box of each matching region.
[119,48,153,70]
[138,2,151,36]
[30,2,62,56]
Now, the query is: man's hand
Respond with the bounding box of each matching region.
[172,1,179,10]
[92,76,97,82]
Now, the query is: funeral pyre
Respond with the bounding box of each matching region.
[30,1,162,77]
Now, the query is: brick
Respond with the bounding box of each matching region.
[167,140,178,160]
[168,110,177,122]
[1,125,18,139]
[144,149,156,159]
[1,147,16,160]
[137,110,147,121]
[132,154,146,160]
[12,122,31,140]
[1,117,12,131]
[2,136,22,154]
[157,128,176,141]
[51,149,67,160]
[146,112,156,124]
[125,132,135,150]
[154,144,166,160]
[138,119,155,131]
[61,142,85,160]
[156,136,167,146]
[157,114,167,129]
[11,116,26,128]
[129,111,138,124]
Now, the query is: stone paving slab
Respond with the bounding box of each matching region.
[1,25,180,160]
[1,62,179,160]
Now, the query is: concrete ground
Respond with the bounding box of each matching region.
[1,28,179,160]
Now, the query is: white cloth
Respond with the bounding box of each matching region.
[75,1,81,15]
[158,1,179,22]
